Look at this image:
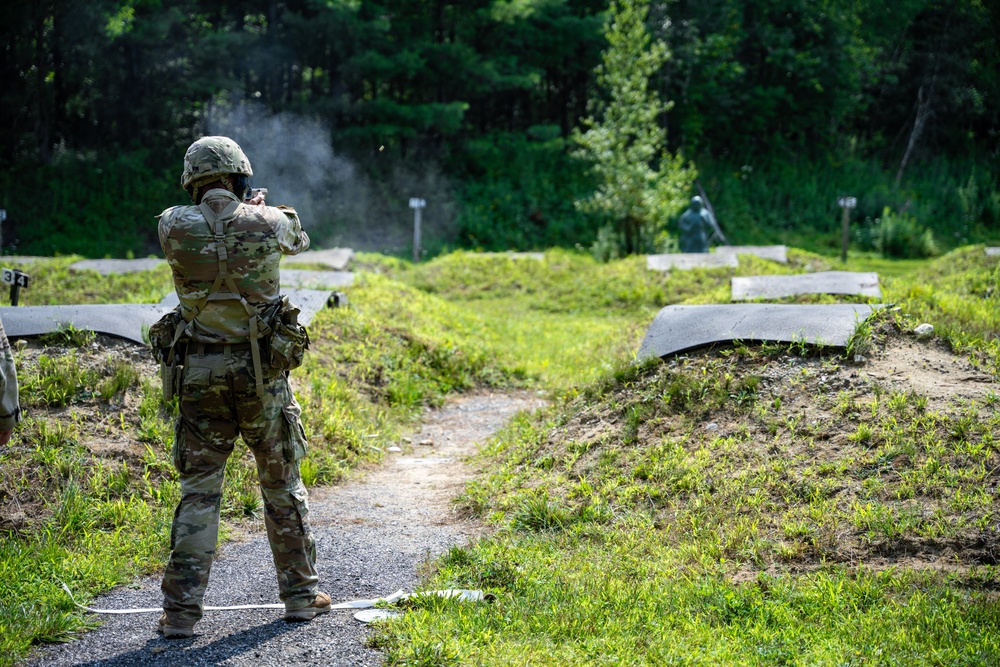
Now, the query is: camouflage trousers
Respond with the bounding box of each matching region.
[161,345,318,625]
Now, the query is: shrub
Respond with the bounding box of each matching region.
[857,207,939,259]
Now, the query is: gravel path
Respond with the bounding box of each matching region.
[23,391,543,667]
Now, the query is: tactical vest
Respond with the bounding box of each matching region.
[160,189,283,396]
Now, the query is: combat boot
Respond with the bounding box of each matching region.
[284,592,332,622]
[157,613,195,639]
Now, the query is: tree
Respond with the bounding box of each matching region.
[573,0,695,257]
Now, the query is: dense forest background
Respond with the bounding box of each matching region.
[1,0,998,258]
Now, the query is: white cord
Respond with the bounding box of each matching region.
[59,580,410,615]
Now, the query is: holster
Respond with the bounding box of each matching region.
[149,308,187,401]
[160,360,182,401]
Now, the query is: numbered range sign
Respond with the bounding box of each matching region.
[1,268,29,288]
[837,196,857,209]
[408,198,426,209]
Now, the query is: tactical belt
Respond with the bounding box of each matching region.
[189,341,254,355]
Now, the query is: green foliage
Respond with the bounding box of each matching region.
[3,0,999,257]
[379,322,1000,664]
[1,151,175,258]
[695,155,999,255]
[376,540,1000,665]
[664,0,863,156]
[957,170,1000,237]
[881,247,1000,374]
[39,324,96,349]
[403,249,731,314]
[454,133,596,251]
[372,246,1000,666]
[855,207,939,259]
[4,246,1000,665]
[0,262,530,664]
[0,257,173,307]
[572,0,696,257]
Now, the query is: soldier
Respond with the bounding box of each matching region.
[156,136,328,638]
[0,316,20,445]
[677,196,716,253]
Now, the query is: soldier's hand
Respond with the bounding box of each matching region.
[245,190,267,206]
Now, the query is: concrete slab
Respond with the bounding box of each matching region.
[281,269,355,289]
[159,287,334,326]
[716,245,788,263]
[732,271,881,301]
[284,247,354,270]
[987,247,999,257]
[647,253,739,271]
[69,258,167,275]
[637,303,882,360]
[0,304,171,344]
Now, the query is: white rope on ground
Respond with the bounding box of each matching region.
[59,580,409,615]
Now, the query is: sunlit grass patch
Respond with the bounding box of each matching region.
[881,246,1000,370]
[0,255,173,306]
[375,531,1000,666]
[400,248,735,314]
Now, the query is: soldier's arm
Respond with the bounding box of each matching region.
[157,206,183,251]
[0,318,20,443]
[268,206,310,255]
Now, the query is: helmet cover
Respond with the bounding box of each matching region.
[180,136,253,189]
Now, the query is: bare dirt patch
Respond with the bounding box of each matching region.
[864,334,996,408]
[338,391,546,510]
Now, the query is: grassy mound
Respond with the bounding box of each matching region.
[372,248,1000,666]
[375,318,999,665]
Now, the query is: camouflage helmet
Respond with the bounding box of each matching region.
[180,136,253,190]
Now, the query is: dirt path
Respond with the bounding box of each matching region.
[23,391,543,667]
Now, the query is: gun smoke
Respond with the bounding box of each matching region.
[204,101,455,255]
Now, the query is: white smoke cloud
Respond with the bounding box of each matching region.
[202,99,455,254]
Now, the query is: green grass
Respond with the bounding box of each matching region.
[368,246,1000,666]
[375,537,998,666]
[0,256,174,306]
[2,245,998,665]
[373,341,1000,664]
[881,246,1000,373]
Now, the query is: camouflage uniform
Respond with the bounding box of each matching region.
[0,316,20,431]
[158,180,317,626]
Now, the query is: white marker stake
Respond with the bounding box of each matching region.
[409,198,426,263]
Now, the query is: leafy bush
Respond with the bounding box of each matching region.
[856,207,939,258]
[589,225,622,262]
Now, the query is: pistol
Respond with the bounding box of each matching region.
[251,187,268,199]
